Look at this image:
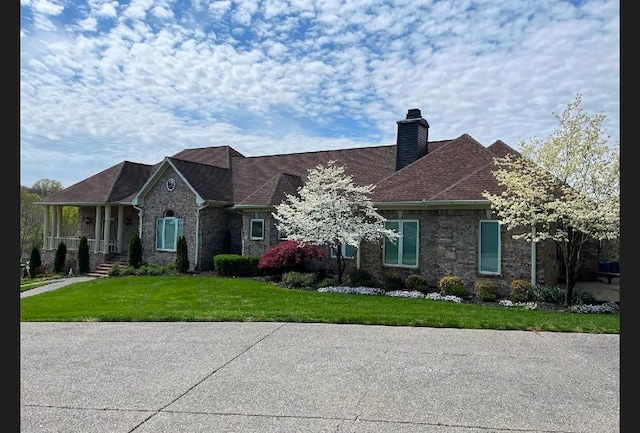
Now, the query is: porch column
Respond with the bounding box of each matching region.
[104,205,112,254]
[51,206,58,249]
[117,205,125,254]
[56,206,63,240]
[94,206,103,253]
[42,205,50,250]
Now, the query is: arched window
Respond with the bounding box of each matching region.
[156,210,183,251]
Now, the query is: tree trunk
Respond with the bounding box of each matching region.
[335,247,344,285]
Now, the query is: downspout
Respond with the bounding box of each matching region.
[133,205,144,238]
[195,204,209,271]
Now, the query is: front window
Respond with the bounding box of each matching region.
[156,217,184,251]
[330,242,356,259]
[250,219,264,240]
[384,220,418,267]
[479,220,501,274]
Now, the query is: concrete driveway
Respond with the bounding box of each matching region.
[20,321,619,433]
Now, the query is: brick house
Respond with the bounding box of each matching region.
[38,108,572,293]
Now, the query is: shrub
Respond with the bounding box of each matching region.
[475,278,498,302]
[175,236,189,273]
[119,266,137,276]
[77,236,90,274]
[381,270,404,291]
[317,276,336,288]
[281,271,317,289]
[137,262,167,276]
[29,246,42,278]
[108,264,121,277]
[258,241,326,274]
[128,233,142,268]
[347,268,377,287]
[439,275,468,297]
[572,289,597,305]
[53,241,67,274]
[405,274,429,293]
[214,254,260,277]
[529,284,565,304]
[510,279,531,303]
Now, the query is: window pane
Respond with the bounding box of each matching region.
[165,218,176,250]
[177,219,184,238]
[384,221,400,265]
[402,221,418,266]
[345,244,356,259]
[251,219,263,239]
[156,219,163,249]
[480,221,499,273]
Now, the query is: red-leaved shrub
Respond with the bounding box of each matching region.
[258,241,326,274]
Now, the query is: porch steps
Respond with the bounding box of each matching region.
[86,255,129,278]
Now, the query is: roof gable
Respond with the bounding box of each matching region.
[39,161,154,204]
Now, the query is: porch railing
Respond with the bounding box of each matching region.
[45,236,117,253]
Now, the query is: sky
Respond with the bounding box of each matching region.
[20,0,620,189]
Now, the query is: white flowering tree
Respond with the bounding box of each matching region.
[483,94,619,306]
[273,160,400,285]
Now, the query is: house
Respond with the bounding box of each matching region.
[38,108,577,293]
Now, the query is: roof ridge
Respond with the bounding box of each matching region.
[245,144,396,160]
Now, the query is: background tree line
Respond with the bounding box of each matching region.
[20,179,77,260]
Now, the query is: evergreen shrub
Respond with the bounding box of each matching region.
[439,275,468,297]
[77,236,90,274]
[475,278,498,302]
[53,242,67,274]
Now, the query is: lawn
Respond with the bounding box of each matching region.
[19,275,619,334]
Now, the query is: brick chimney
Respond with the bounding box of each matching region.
[396,108,429,171]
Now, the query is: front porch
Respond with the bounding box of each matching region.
[41,203,138,256]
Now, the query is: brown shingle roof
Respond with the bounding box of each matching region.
[168,158,233,202]
[39,161,155,204]
[373,134,506,202]
[237,172,303,206]
[41,135,521,207]
[171,146,244,169]
[232,145,397,204]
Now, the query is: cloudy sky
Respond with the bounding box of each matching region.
[20,0,619,189]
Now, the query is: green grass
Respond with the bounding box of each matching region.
[19,275,619,334]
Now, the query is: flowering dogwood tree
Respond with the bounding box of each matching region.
[273,160,400,284]
[483,94,619,306]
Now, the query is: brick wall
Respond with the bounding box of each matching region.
[142,169,199,269]
[356,209,553,296]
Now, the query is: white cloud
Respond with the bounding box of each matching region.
[20,0,620,188]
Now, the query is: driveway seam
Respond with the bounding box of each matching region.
[128,322,289,432]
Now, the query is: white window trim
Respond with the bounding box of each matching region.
[250,219,265,240]
[478,219,501,275]
[384,219,419,268]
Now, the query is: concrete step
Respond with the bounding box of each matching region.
[86,256,129,278]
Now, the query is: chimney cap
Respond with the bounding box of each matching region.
[406,108,422,119]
